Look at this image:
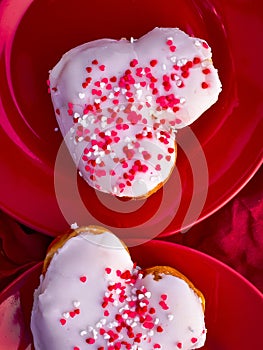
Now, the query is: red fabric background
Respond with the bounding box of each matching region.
[0,167,262,293]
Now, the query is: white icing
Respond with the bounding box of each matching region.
[31,229,206,350]
[49,27,221,197]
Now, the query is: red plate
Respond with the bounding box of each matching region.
[0,240,262,349]
[0,0,262,239]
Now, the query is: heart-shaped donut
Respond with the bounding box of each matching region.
[49,27,221,198]
[31,226,206,350]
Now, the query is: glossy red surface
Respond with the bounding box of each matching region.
[0,0,262,238]
[0,240,262,349]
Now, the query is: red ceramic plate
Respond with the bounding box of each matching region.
[0,240,262,349]
[0,0,262,238]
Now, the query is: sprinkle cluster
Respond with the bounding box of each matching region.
[49,33,212,196]
[58,264,205,350]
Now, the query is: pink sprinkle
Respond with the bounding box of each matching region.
[86,338,95,344]
[150,59,158,67]
[99,65,105,71]
[60,318,66,326]
[177,342,182,349]
[80,276,87,283]
[170,45,176,52]
[143,321,155,329]
[166,39,173,46]
[193,57,201,64]
[159,300,169,310]
[202,68,211,75]
[74,347,80,350]
[168,148,174,154]
[201,82,209,89]
[130,59,138,67]
[154,344,161,349]
[191,337,198,343]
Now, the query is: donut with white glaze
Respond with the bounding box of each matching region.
[49,27,221,198]
[31,226,206,350]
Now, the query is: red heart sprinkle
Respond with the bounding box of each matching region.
[80,276,87,283]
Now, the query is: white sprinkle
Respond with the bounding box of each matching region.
[145,291,152,298]
[78,171,83,177]
[194,39,201,47]
[95,98,101,104]
[139,302,146,307]
[180,97,186,104]
[99,151,105,157]
[79,92,85,99]
[96,322,102,328]
[131,321,137,328]
[167,36,173,41]
[177,58,187,67]
[100,82,106,88]
[70,222,79,229]
[74,112,80,119]
[73,301,80,308]
[70,127,75,134]
[92,329,98,338]
[168,314,174,321]
[146,95,152,102]
[170,56,177,63]
[54,127,59,132]
[114,87,120,92]
[113,300,118,306]
[95,157,101,164]
[148,330,154,336]
[138,273,143,279]
[130,37,134,43]
[176,79,183,87]
[80,330,87,336]
[127,143,133,150]
[121,88,127,94]
[100,318,107,325]
[105,130,111,136]
[62,312,70,319]
[134,83,140,89]
[78,136,84,142]
[154,318,160,324]
[101,116,107,122]
[139,147,144,153]
[109,92,114,99]
[104,334,110,339]
[201,59,210,68]
[136,89,143,98]
[123,313,128,319]
[162,63,167,70]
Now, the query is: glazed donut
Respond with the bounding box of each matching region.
[49,27,221,198]
[31,226,206,350]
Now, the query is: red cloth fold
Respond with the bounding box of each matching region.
[166,166,263,292]
[0,167,262,293]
